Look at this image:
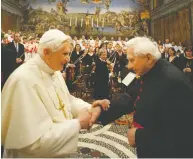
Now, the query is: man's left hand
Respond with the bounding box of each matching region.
[186,68,192,72]
[88,106,101,127]
[128,128,137,147]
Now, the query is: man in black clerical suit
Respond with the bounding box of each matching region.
[95,37,193,158]
[6,33,25,70]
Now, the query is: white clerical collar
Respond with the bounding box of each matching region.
[35,54,55,75]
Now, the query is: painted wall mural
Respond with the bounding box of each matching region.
[21,0,150,38]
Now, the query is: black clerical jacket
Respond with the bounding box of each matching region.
[98,59,193,158]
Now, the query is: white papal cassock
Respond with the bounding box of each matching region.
[1,54,91,158]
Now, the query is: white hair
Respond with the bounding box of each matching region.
[126,37,161,60]
[38,29,72,56]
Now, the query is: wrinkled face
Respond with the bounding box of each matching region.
[127,48,152,76]
[44,42,71,71]
[185,50,193,58]
[100,51,107,60]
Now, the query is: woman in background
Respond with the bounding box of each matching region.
[93,48,110,99]
[175,46,193,86]
[168,47,177,63]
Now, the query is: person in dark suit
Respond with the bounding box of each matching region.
[1,44,16,88]
[93,48,110,99]
[94,37,193,158]
[6,33,25,69]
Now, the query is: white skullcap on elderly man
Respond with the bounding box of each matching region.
[38,29,72,54]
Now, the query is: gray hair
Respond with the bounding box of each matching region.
[38,29,73,56]
[126,37,161,60]
[98,48,107,57]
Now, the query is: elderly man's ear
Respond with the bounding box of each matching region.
[43,48,52,57]
[147,53,155,64]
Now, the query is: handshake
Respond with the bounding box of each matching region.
[77,99,110,130]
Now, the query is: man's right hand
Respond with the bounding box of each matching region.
[16,58,22,64]
[183,68,191,72]
[78,108,92,129]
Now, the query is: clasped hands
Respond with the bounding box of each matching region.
[78,99,110,130]
[78,99,138,147]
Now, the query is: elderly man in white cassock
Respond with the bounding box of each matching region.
[1,29,109,158]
